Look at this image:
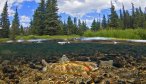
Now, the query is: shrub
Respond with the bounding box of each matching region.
[83,29,146,40]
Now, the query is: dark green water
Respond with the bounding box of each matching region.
[0,41,146,60]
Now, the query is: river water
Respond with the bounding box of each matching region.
[0,37,146,60]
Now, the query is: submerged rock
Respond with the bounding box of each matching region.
[0,51,145,83]
[59,55,70,63]
[99,60,113,68]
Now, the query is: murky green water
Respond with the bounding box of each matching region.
[0,41,146,60]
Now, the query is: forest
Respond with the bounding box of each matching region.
[0,0,146,40]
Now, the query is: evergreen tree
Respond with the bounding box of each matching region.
[122,4,127,29]
[73,17,78,34]
[20,25,24,35]
[58,19,64,35]
[119,9,124,28]
[32,0,45,35]
[81,21,88,32]
[1,1,10,38]
[97,20,101,30]
[45,0,60,35]
[135,8,140,28]
[102,15,107,29]
[73,17,77,25]
[107,17,110,28]
[131,3,135,28]
[138,7,144,28]
[67,16,74,35]
[78,19,82,35]
[29,19,34,34]
[78,20,88,35]
[11,8,20,40]
[125,10,130,28]
[62,21,68,35]
[109,2,119,28]
[78,19,82,27]
[119,9,123,20]
[91,19,98,31]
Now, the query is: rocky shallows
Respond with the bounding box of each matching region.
[0,53,146,84]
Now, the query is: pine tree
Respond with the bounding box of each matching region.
[122,4,127,29]
[109,2,119,28]
[91,19,98,31]
[67,16,74,35]
[119,9,124,28]
[32,0,45,35]
[73,17,78,34]
[97,20,101,30]
[45,0,60,35]
[62,21,68,35]
[131,3,135,28]
[78,19,82,30]
[20,25,24,35]
[1,1,10,38]
[78,19,82,35]
[81,21,88,32]
[78,20,88,35]
[44,0,52,35]
[11,8,20,40]
[29,19,34,34]
[138,7,144,28]
[102,15,107,29]
[125,10,130,28]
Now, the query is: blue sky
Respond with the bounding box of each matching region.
[0,0,146,27]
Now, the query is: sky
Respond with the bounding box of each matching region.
[0,0,146,27]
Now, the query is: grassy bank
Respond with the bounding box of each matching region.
[84,29,146,40]
[0,35,80,42]
[16,35,80,40]
[0,38,9,43]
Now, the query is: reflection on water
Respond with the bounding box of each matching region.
[80,37,113,41]
[80,37,146,43]
[128,40,146,43]
[5,37,146,44]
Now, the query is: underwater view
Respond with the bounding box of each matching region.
[0,39,146,83]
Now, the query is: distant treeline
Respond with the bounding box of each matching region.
[99,2,146,30]
[0,0,146,39]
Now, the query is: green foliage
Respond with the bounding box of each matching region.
[20,25,24,36]
[84,29,146,40]
[102,15,107,29]
[91,19,100,31]
[31,0,61,35]
[67,16,74,35]
[101,3,146,30]
[1,1,10,38]
[44,0,61,35]
[10,8,20,40]
[31,0,45,35]
[0,38,8,42]
[135,29,146,39]
[108,2,119,28]
[16,35,80,40]
[78,21,88,35]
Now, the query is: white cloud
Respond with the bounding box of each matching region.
[0,0,146,17]
[58,0,146,17]
[58,0,146,27]
[0,0,39,16]
[20,15,31,27]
